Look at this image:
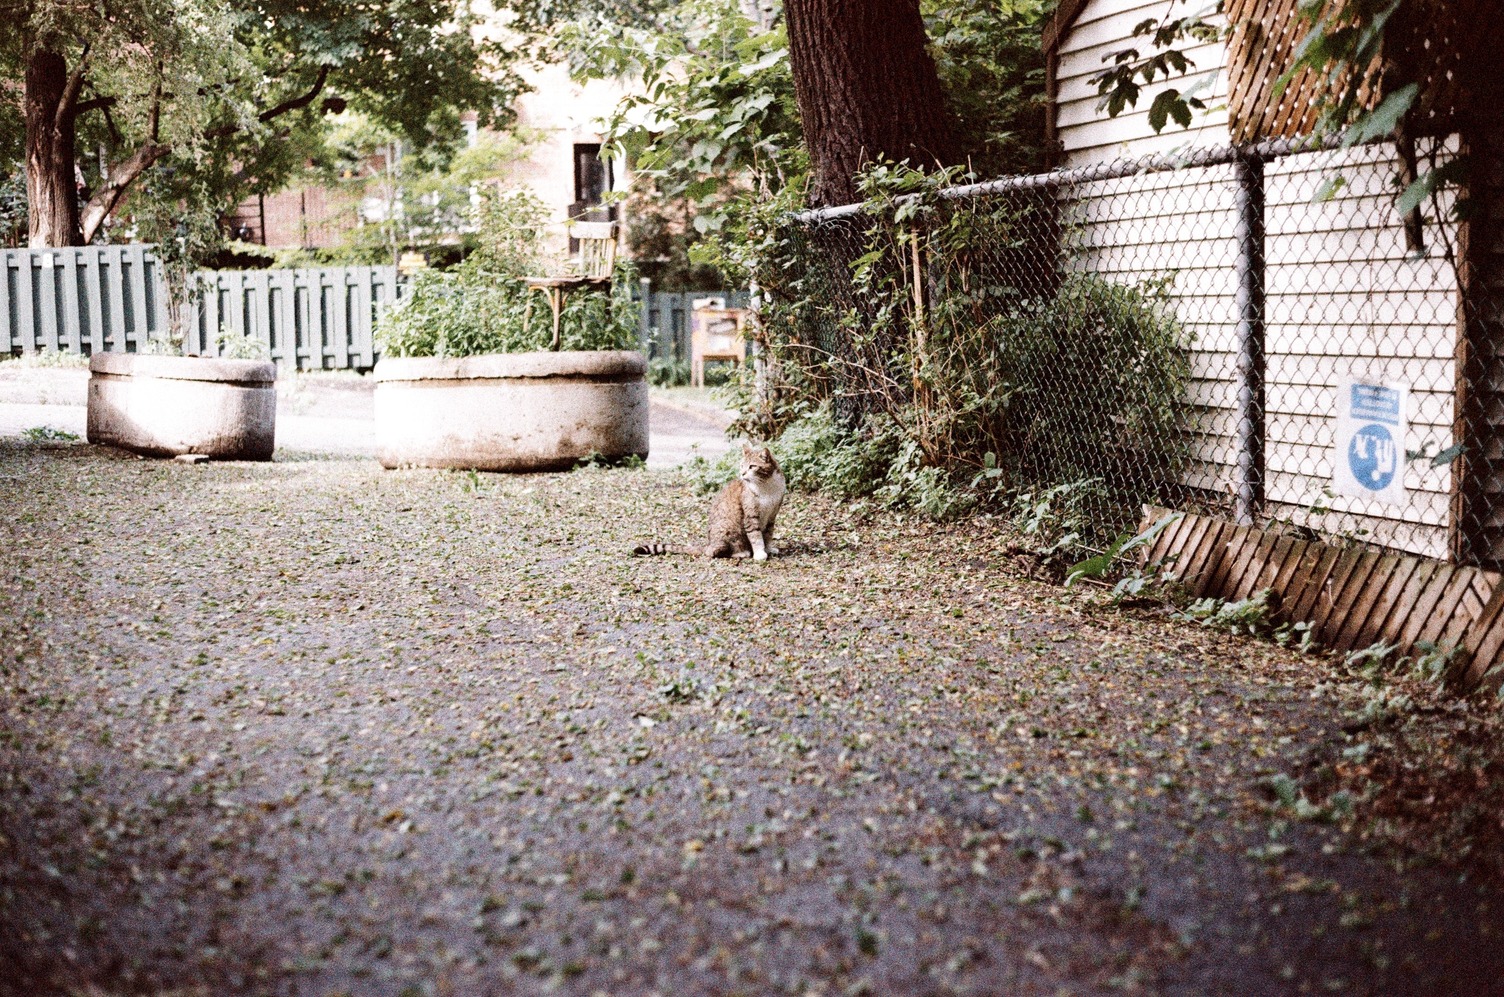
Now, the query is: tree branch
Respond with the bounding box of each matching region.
[79,140,169,244]
[73,95,116,116]
[148,61,163,142]
[257,63,333,123]
[55,42,91,133]
[204,64,335,142]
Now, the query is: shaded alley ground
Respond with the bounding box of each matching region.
[4,434,1504,995]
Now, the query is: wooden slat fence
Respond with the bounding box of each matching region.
[1138,504,1504,692]
[6,248,744,373]
[2,245,166,355]
[185,266,401,370]
[3,246,401,370]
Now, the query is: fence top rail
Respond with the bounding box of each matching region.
[789,134,1354,224]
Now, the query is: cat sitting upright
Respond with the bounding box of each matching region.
[634,444,786,560]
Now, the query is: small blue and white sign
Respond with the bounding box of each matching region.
[1333,377,1408,506]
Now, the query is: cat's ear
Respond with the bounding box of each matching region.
[742,442,755,456]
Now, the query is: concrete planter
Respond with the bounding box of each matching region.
[374,350,649,471]
[86,353,277,460]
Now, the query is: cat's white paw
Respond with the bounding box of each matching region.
[765,546,780,557]
[753,551,768,561]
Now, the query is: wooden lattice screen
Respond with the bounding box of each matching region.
[1225,0,1492,144]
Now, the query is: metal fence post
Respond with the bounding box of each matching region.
[1233,151,1266,526]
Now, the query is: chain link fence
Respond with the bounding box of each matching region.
[769,137,1502,568]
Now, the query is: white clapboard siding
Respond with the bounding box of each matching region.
[1059,156,1245,499]
[1056,0,1231,165]
[1255,143,1461,558]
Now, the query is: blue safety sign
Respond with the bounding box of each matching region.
[1333,379,1407,505]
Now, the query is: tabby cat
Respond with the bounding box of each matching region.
[633,444,786,560]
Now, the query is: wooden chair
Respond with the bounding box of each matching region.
[525,221,618,350]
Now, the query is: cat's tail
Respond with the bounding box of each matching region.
[631,543,702,556]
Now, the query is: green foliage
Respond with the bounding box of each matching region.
[0,171,25,247]
[1065,512,1184,587]
[7,0,521,245]
[924,0,1054,176]
[214,332,271,361]
[376,190,640,359]
[1090,1,1224,132]
[1,348,87,369]
[21,425,81,443]
[563,0,803,236]
[737,164,1191,533]
[1176,589,1277,636]
[646,358,691,387]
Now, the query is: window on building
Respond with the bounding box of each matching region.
[572,144,614,222]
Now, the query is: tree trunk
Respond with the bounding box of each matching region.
[24,47,83,247]
[784,0,959,207]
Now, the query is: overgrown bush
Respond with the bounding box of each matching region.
[719,163,1191,535]
[376,190,641,358]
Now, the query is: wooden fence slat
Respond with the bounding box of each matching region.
[204,273,222,355]
[127,246,150,349]
[148,254,168,337]
[0,253,14,353]
[1340,555,1402,650]
[1288,546,1341,623]
[36,253,60,351]
[15,252,36,354]
[105,248,127,351]
[329,270,350,368]
[84,252,105,354]
[1463,585,1504,686]
[353,273,374,369]
[1170,517,1217,591]
[249,271,273,362]
[1276,542,1327,623]
[1385,560,1441,646]
[60,251,82,353]
[1366,557,1421,645]
[1416,570,1475,648]
[1231,531,1281,601]
[1398,565,1460,649]
[1323,553,1377,646]
[1153,512,1199,572]
[1312,549,1365,632]
[226,271,246,344]
[273,269,296,370]
[1203,523,1251,596]
[1268,538,1313,604]
[1185,520,1233,596]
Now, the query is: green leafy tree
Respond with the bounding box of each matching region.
[3,0,522,247]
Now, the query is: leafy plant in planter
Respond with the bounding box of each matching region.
[371,189,649,472]
[375,190,641,358]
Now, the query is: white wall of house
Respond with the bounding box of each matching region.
[1054,0,1231,166]
[1053,0,1464,559]
[507,62,630,255]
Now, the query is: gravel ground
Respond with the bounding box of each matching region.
[4,437,1504,996]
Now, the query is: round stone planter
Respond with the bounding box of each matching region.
[86,353,277,461]
[374,350,649,472]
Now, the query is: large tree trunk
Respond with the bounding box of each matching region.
[784,0,959,207]
[24,47,83,247]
